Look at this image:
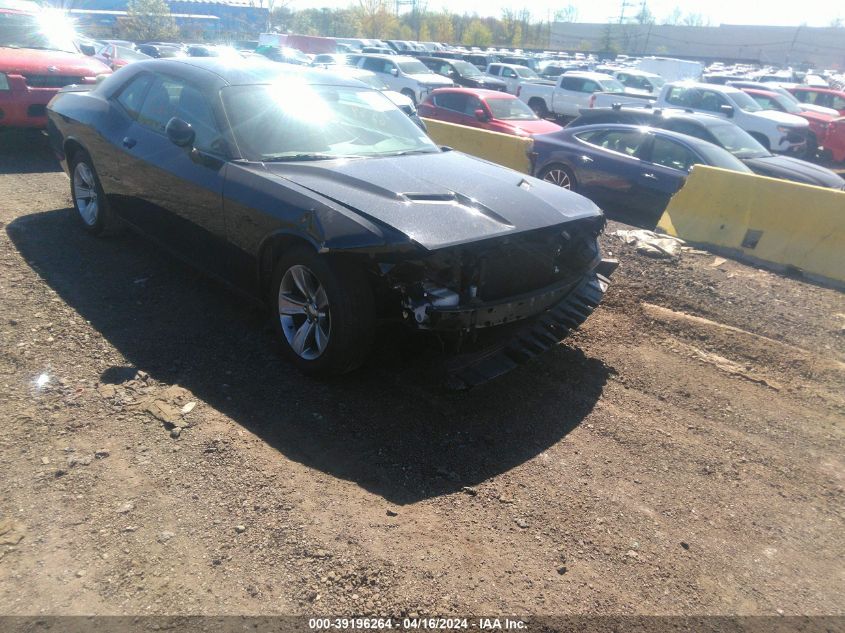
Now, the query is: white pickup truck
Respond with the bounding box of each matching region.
[654,82,810,153]
[517,71,653,118]
[484,63,552,95]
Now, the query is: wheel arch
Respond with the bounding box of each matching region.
[257,231,322,301]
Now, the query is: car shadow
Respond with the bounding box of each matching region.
[7,207,611,504]
[0,130,62,174]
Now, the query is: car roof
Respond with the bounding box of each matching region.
[564,71,616,80]
[565,123,722,149]
[577,107,730,127]
[790,86,844,94]
[106,58,368,88]
[668,81,744,95]
[430,87,515,98]
[358,54,417,62]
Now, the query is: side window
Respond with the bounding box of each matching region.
[174,83,221,152]
[464,96,482,115]
[560,76,581,91]
[580,80,599,93]
[434,92,468,112]
[594,130,645,156]
[616,73,628,84]
[486,63,499,74]
[650,136,697,171]
[698,90,727,112]
[384,61,397,74]
[502,67,517,78]
[664,86,689,106]
[137,76,182,134]
[661,119,708,142]
[137,76,220,152]
[832,96,845,111]
[115,73,153,119]
[362,57,383,73]
[792,90,811,104]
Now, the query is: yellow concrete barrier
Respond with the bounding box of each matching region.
[422,118,533,173]
[657,165,845,285]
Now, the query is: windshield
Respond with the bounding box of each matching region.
[115,46,149,61]
[354,73,390,90]
[450,60,481,77]
[598,78,626,93]
[222,83,439,161]
[397,60,431,75]
[486,97,538,121]
[695,143,753,172]
[0,10,78,53]
[514,66,539,79]
[708,123,769,158]
[731,91,763,112]
[771,93,802,114]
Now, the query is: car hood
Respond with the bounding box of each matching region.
[744,155,845,188]
[382,90,413,109]
[800,103,839,116]
[503,118,563,135]
[0,47,111,76]
[467,76,507,88]
[260,152,602,250]
[410,74,453,85]
[750,109,809,127]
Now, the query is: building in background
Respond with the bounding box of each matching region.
[53,0,268,41]
[550,23,845,70]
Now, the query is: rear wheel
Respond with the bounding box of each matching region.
[540,163,576,190]
[270,247,375,376]
[69,149,119,235]
[528,98,549,118]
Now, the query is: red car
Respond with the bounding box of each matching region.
[418,87,563,137]
[0,9,110,129]
[741,88,834,154]
[93,43,151,71]
[787,87,845,117]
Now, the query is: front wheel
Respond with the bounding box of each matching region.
[539,163,576,190]
[401,88,417,105]
[271,247,375,377]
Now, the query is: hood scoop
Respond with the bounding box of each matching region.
[400,192,515,228]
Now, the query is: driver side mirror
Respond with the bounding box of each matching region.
[165,117,195,148]
[391,68,399,76]
[80,43,95,56]
[720,104,735,118]
[474,108,489,122]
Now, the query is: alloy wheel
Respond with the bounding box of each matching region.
[73,162,99,226]
[278,264,331,360]
[543,168,572,189]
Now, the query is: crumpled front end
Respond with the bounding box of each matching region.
[374,214,617,387]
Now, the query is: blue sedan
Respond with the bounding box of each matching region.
[532,124,752,217]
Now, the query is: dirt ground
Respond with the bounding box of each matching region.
[0,131,843,620]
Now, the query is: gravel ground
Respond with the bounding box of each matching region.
[0,131,843,619]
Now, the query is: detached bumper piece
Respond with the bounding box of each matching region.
[445,261,615,390]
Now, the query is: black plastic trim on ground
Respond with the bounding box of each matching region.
[445,266,612,390]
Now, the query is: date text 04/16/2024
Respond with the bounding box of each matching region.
[308,617,527,630]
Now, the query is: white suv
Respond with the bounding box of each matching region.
[356,54,453,104]
[656,82,809,154]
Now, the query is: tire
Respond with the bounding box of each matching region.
[528,98,549,118]
[804,133,819,160]
[539,163,576,191]
[401,88,417,105]
[749,133,771,152]
[69,149,119,236]
[270,246,375,377]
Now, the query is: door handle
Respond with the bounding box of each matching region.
[122,137,136,149]
[642,172,658,180]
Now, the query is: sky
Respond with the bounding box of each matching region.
[289,0,844,29]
